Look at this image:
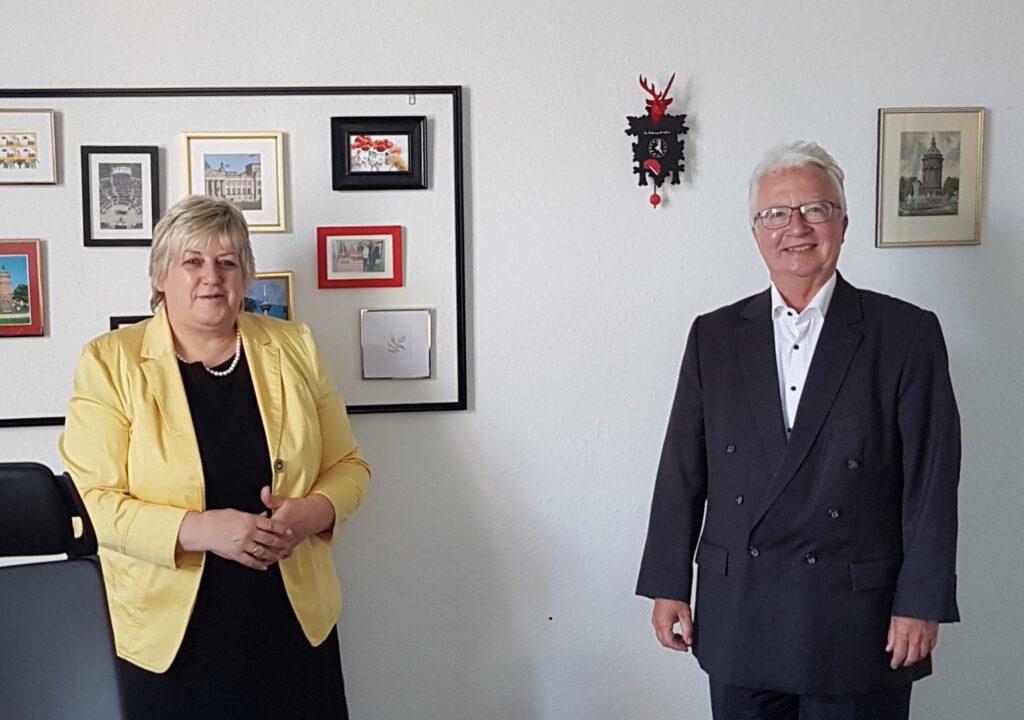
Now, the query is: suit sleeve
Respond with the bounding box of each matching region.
[299,324,372,539]
[892,311,961,622]
[636,317,708,603]
[58,342,188,569]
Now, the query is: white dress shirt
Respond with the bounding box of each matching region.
[771,273,837,437]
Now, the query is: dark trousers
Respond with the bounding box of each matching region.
[710,679,912,720]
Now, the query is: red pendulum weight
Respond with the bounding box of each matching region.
[644,158,662,209]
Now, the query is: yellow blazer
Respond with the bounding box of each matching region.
[59,308,371,672]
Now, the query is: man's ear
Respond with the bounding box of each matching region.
[841,215,849,242]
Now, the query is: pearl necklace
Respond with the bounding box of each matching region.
[176,330,242,377]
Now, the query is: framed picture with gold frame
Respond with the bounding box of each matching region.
[245,271,294,321]
[875,107,984,247]
[185,131,286,232]
[0,109,57,185]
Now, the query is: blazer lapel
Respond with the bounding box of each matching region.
[239,313,283,465]
[749,275,864,530]
[139,308,192,440]
[735,289,788,470]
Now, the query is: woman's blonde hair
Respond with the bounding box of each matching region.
[148,195,256,311]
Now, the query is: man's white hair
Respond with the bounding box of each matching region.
[748,141,846,226]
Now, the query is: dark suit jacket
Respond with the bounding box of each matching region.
[637,274,960,694]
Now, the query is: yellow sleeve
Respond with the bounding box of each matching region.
[58,342,188,569]
[300,324,371,538]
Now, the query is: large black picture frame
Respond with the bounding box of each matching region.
[0,85,468,428]
[81,145,160,247]
[331,115,427,190]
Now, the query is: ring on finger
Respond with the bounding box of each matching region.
[251,544,263,558]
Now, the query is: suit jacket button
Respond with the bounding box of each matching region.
[804,552,817,565]
[273,459,285,473]
[847,458,860,470]
[726,443,737,454]
[735,494,744,505]
[748,546,760,558]
[828,508,841,519]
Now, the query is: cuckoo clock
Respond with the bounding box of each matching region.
[626,73,689,208]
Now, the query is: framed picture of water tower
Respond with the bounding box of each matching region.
[876,107,984,247]
[0,239,44,337]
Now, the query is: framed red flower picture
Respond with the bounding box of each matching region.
[330,116,427,190]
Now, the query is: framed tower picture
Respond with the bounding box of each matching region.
[876,107,984,247]
[0,239,44,337]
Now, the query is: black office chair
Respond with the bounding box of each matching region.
[0,462,126,720]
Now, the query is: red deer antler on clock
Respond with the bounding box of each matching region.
[639,73,676,124]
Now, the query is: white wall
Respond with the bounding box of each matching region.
[2,2,1022,718]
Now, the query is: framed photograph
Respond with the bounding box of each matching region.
[318,225,403,289]
[876,107,984,247]
[81,146,160,247]
[0,239,43,337]
[245,271,294,321]
[360,308,432,380]
[331,116,426,190]
[109,315,151,331]
[185,132,286,232]
[0,109,57,184]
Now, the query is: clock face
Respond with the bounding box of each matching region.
[648,138,668,158]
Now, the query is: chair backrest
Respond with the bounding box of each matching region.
[0,462,126,720]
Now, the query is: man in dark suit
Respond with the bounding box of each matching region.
[637,141,960,719]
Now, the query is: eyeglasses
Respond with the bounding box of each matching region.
[753,200,843,229]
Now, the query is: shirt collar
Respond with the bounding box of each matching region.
[771,272,838,318]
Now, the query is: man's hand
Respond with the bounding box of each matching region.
[886,616,939,669]
[652,599,694,652]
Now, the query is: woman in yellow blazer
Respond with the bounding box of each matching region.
[59,196,370,719]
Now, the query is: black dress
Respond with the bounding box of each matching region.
[117,349,349,720]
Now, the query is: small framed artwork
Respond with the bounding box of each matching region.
[245,271,294,320]
[185,132,286,232]
[0,239,44,337]
[876,107,984,247]
[318,225,403,289]
[81,146,160,247]
[360,308,432,380]
[109,315,151,331]
[0,109,57,184]
[331,116,427,190]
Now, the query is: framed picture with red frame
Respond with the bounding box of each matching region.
[0,239,44,337]
[318,225,403,289]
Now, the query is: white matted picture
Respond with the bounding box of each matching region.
[81,146,160,246]
[876,107,984,247]
[318,225,403,288]
[360,308,432,380]
[0,109,57,184]
[185,132,285,232]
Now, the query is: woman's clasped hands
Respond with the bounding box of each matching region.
[177,486,335,571]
